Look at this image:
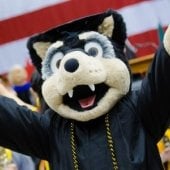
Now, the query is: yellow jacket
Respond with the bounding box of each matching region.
[157,129,170,170]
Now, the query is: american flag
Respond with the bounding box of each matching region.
[0,0,170,75]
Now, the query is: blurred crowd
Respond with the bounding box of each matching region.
[0,65,49,170]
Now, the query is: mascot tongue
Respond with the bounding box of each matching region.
[78,95,96,109]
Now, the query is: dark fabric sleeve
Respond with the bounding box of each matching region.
[0,96,51,160]
[137,44,170,142]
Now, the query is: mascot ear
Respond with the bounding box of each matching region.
[27,35,52,73]
[98,15,114,38]
[33,42,51,60]
[98,10,127,49]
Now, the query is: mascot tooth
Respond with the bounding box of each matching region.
[0,9,170,170]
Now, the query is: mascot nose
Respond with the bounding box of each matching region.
[64,58,79,72]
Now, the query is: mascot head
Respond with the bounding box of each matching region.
[27,9,131,121]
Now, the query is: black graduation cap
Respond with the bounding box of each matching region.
[27,9,127,73]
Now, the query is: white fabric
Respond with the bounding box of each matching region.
[0,0,67,21]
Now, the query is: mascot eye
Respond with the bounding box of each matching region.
[84,42,103,57]
[50,52,64,73]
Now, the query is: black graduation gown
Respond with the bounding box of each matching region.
[0,45,170,170]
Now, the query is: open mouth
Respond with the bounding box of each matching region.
[63,83,109,111]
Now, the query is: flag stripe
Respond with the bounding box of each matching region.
[1,0,170,45]
[120,0,170,36]
[0,0,67,21]
[0,0,146,21]
[0,0,154,45]
[129,28,167,57]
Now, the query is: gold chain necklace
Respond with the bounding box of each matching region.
[70,113,119,170]
[70,122,79,170]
